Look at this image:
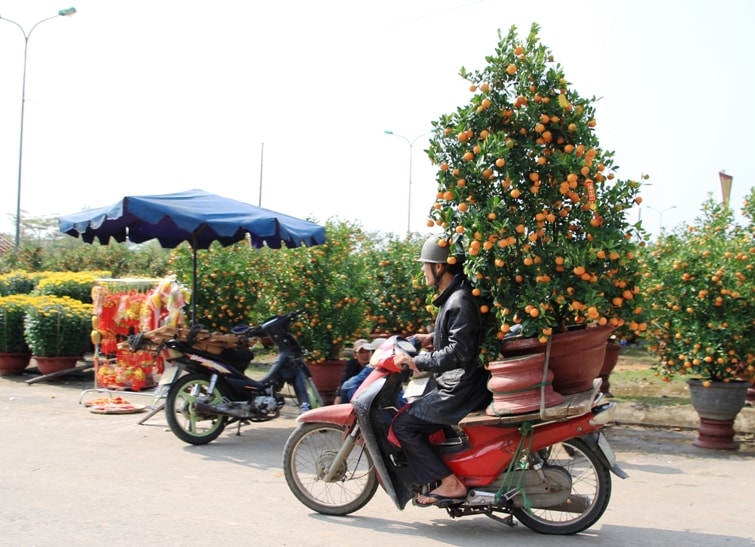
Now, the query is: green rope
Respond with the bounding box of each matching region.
[488,379,554,395]
[495,421,535,509]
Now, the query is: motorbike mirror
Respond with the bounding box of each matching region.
[501,323,523,342]
[231,324,250,335]
[395,339,417,354]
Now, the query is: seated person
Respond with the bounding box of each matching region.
[337,338,410,405]
[338,363,374,402]
[333,338,375,404]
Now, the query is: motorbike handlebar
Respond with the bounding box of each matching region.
[231,309,307,338]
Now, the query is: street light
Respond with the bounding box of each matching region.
[384,130,432,234]
[646,205,676,233]
[0,7,77,252]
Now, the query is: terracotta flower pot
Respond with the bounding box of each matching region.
[500,325,615,394]
[33,355,81,376]
[0,353,32,376]
[486,353,564,416]
[687,378,749,450]
[599,342,622,397]
[307,359,346,405]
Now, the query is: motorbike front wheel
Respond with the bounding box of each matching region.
[513,437,612,535]
[165,373,228,445]
[283,423,378,515]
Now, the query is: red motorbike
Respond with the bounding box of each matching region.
[283,336,627,535]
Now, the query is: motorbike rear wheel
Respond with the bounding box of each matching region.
[512,437,611,535]
[165,373,229,445]
[283,423,378,515]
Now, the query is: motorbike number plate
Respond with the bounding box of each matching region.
[597,433,617,467]
[404,376,429,401]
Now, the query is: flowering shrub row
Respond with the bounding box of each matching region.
[0,270,41,296]
[250,220,373,363]
[34,271,111,303]
[1,194,751,385]
[362,233,429,337]
[168,243,260,331]
[168,220,428,363]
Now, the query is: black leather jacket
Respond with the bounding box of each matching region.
[408,273,490,425]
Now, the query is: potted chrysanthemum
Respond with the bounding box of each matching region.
[24,295,93,375]
[425,23,646,394]
[0,295,34,375]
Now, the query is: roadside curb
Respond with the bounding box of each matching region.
[612,400,755,434]
[5,373,755,435]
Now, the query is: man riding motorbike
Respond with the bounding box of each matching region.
[392,234,491,507]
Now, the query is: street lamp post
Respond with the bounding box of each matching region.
[646,205,677,233]
[384,130,431,234]
[0,7,77,251]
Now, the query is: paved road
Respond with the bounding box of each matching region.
[0,374,753,546]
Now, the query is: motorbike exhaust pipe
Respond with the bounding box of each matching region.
[466,489,505,506]
[193,400,250,419]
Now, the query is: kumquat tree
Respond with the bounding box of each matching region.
[643,191,755,384]
[426,23,646,362]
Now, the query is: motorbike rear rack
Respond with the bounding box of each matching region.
[460,378,602,427]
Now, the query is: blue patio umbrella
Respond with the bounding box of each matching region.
[58,189,326,323]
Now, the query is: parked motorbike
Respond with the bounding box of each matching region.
[283,335,627,535]
[133,309,321,445]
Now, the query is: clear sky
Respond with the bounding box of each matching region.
[0,0,752,241]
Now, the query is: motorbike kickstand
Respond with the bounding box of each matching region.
[483,508,517,528]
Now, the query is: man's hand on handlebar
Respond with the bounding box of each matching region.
[393,352,419,374]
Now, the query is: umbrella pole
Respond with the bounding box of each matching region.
[191,247,198,326]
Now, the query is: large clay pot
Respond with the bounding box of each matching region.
[598,341,622,396]
[0,353,32,376]
[500,325,615,394]
[308,359,346,405]
[687,379,749,450]
[33,355,81,376]
[486,353,564,416]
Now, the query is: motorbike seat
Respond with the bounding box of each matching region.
[220,347,255,370]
